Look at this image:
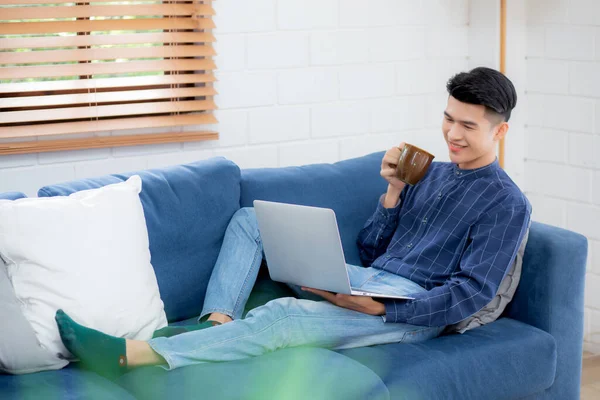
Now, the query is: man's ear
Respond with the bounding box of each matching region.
[494,122,509,142]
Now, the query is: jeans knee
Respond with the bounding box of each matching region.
[248,297,292,321]
[230,207,259,236]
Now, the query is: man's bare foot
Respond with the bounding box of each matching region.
[207,312,233,325]
[126,339,165,367]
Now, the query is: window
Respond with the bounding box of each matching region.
[0,0,217,155]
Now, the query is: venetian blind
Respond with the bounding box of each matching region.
[0,0,218,154]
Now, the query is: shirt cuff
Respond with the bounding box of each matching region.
[375,194,402,220]
[383,299,412,324]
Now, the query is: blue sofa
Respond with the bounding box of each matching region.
[0,152,587,400]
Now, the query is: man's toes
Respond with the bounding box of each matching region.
[57,322,74,338]
[58,326,70,338]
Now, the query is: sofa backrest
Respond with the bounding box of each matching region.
[38,157,241,322]
[504,221,587,400]
[240,152,387,267]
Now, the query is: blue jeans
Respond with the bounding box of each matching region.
[148,208,444,370]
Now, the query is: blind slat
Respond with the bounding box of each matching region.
[0,18,215,35]
[1,99,216,124]
[0,131,219,156]
[0,0,176,4]
[0,59,216,80]
[1,4,215,20]
[1,44,215,65]
[0,114,218,139]
[0,73,216,93]
[1,87,216,108]
[0,32,215,50]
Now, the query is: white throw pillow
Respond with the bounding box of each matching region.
[0,176,167,366]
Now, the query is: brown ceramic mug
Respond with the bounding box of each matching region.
[395,143,435,185]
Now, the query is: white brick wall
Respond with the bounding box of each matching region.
[213,35,245,72]
[596,28,600,61]
[215,71,277,109]
[597,100,600,133]
[208,110,248,148]
[311,102,369,138]
[525,0,600,352]
[569,133,599,168]
[539,95,595,133]
[339,131,414,160]
[527,193,567,228]
[310,30,369,66]
[525,161,591,201]
[74,157,148,179]
[279,140,339,167]
[568,0,600,26]
[369,27,426,62]
[526,59,569,94]
[213,0,276,33]
[527,26,545,57]
[369,97,426,133]
[526,128,568,163]
[425,26,469,58]
[545,25,596,60]
[247,33,309,69]
[591,240,600,273]
[570,62,600,97]
[215,145,279,169]
[248,106,310,144]
[526,0,569,25]
[277,0,338,30]
[594,172,600,205]
[568,203,600,241]
[341,0,424,27]
[277,68,338,105]
[0,164,76,196]
[338,64,396,100]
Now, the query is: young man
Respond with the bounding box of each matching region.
[55,67,531,378]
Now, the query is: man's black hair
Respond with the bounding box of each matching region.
[446,67,517,123]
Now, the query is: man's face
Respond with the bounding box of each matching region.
[442,96,506,170]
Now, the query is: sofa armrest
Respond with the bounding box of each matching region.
[504,221,587,400]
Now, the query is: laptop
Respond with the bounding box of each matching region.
[253,200,414,300]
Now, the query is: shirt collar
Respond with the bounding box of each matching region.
[452,158,500,180]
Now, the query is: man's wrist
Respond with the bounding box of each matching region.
[383,184,403,208]
[370,298,387,315]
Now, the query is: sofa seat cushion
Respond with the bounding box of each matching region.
[118,347,389,400]
[339,318,556,400]
[0,364,135,400]
[241,152,386,266]
[37,157,241,322]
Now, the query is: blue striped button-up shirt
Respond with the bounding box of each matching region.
[357,159,531,327]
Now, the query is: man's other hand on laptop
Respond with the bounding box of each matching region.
[301,287,386,316]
